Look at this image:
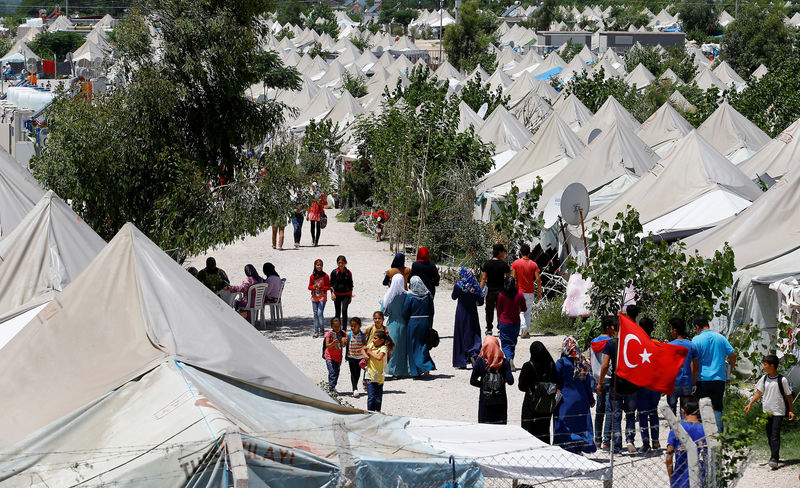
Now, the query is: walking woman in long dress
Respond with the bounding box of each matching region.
[383,274,409,377]
[402,276,436,377]
[452,267,484,368]
[518,341,559,444]
[553,336,597,454]
[470,336,514,424]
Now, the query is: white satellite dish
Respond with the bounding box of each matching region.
[559,182,591,262]
[477,102,488,119]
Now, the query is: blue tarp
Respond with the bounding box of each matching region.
[534,67,563,80]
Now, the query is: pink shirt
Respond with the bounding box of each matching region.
[497,292,526,324]
[324,330,345,362]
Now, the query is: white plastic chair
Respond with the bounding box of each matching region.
[264,278,286,327]
[242,283,268,328]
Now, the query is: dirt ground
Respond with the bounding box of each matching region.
[186,209,796,486]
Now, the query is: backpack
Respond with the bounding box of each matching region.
[331,269,352,294]
[528,361,559,414]
[482,368,506,406]
[763,374,791,415]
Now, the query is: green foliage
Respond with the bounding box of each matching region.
[442,0,498,71]
[350,31,373,52]
[275,0,304,26]
[0,38,12,58]
[529,298,575,335]
[663,46,698,84]
[379,7,418,28]
[675,84,722,127]
[353,66,494,262]
[624,45,663,76]
[307,41,332,59]
[531,0,557,31]
[562,69,636,114]
[305,3,339,39]
[276,27,295,40]
[32,0,306,258]
[677,0,721,42]
[28,31,85,61]
[576,209,735,339]
[490,179,544,258]
[342,71,368,98]
[721,3,793,74]
[559,40,583,63]
[729,320,799,380]
[458,77,509,114]
[718,389,766,483]
[607,6,650,30]
[461,52,498,74]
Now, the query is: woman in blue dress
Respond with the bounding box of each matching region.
[382,274,409,377]
[402,276,436,377]
[452,267,484,368]
[553,336,597,454]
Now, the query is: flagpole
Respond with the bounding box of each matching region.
[609,340,617,486]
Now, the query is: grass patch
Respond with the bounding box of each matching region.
[723,384,800,460]
[528,297,575,336]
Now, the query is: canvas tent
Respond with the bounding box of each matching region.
[738,118,800,181]
[0,224,608,486]
[697,102,770,164]
[554,94,593,132]
[591,130,762,235]
[576,96,640,145]
[477,105,532,153]
[0,191,104,329]
[0,39,40,63]
[0,152,45,240]
[636,102,694,157]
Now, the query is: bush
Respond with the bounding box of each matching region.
[528,298,574,335]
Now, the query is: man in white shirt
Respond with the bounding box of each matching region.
[744,354,795,469]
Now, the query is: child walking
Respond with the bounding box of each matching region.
[324,318,346,391]
[744,354,795,469]
[665,397,707,488]
[364,330,394,412]
[330,255,354,326]
[346,317,366,398]
[309,259,330,338]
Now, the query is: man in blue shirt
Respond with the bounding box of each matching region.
[692,316,736,432]
[665,396,707,488]
[668,317,698,416]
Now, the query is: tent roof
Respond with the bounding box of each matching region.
[0,39,40,63]
[0,152,45,240]
[739,118,800,180]
[480,112,585,191]
[752,64,769,80]
[434,59,463,82]
[477,105,533,153]
[73,40,106,64]
[47,15,73,32]
[576,95,640,144]
[486,67,513,92]
[457,100,484,133]
[636,102,693,156]
[291,86,339,129]
[0,223,339,447]
[0,191,104,324]
[684,165,800,269]
[670,90,696,112]
[591,130,762,230]
[697,102,770,163]
[624,63,656,89]
[540,120,659,206]
[324,88,364,127]
[658,67,683,85]
[693,67,727,92]
[554,93,593,131]
[713,60,745,86]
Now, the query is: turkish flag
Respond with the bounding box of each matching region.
[616,314,688,394]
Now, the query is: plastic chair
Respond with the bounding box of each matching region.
[242,283,268,328]
[264,278,287,327]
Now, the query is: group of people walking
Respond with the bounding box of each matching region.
[271,184,328,250]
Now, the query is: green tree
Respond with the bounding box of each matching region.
[28,31,85,61]
[532,0,556,31]
[342,71,367,98]
[675,84,722,127]
[624,45,664,76]
[442,0,498,71]
[607,6,650,30]
[32,0,305,258]
[458,77,509,114]
[379,7,418,31]
[276,1,304,26]
[663,46,698,83]
[720,4,793,74]
[305,3,339,38]
[491,179,544,257]
[677,0,720,42]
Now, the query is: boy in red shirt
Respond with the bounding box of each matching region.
[511,244,541,338]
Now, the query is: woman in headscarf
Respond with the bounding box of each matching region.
[227,264,265,316]
[518,341,559,443]
[470,336,514,424]
[382,274,410,377]
[553,336,597,454]
[262,262,282,302]
[452,267,484,368]
[410,247,440,297]
[382,253,412,289]
[401,276,436,377]
[495,276,527,369]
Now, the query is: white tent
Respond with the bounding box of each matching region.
[591,130,762,235]
[457,100,484,133]
[718,10,735,27]
[658,67,683,86]
[73,40,106,66]
[636,102,694,157]
[477,105,533,153]
[624,63,656,89]
[576,95,640,145]
[0,39,40,63]
[434,60,463,86]
[0,152,45,240]
[697,102,770,164]
[323,89,364,128]
[693,67,727,93]
[554,93,593,132]
[354,48,379,74]
[599,48,625,73]
[47,15,73,32]
[670,90,696,113]
[505,72,540,107]
[0,191,104,328]
[510,92,553,131]
[739,118,800,180]
[291,87,339,131]
[713,60,746,91]
[317,59,348,88]
[752,64,769,80]
[486,68,513,93]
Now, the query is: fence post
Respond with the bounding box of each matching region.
[660,404,701,488]
[224,428,249,488]
[333,419,357,488]
[699,397,720,487]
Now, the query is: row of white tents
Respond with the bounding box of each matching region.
[0,150,608,484]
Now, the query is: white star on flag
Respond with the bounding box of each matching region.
[639,349,652,364]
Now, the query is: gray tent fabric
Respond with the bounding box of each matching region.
[477,105,532,153]
[636,102,693,157]
[0,151,45,240]
[576,96,640,144]
[697,101,770,164]
[554,93,593,131]
[739,118,800,180]
[684,166,800,269]
[591,130,762,231]
[0,191,105,324]
[0,223,340,448]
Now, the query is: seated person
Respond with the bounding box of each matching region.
[197,257,229,293]
[263,262,282,303]
[225,264,264,315]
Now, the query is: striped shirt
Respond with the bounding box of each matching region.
[347,331,366,359]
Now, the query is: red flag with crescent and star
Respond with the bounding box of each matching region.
[616,313,688,394]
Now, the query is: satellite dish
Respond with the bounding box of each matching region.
[477,102,488,119]
[587,128,602,145]
[560,182,590,226]
[256,94,266,104]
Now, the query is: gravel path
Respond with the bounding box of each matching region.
[185,209,796,486]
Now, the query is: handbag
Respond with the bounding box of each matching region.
[320,213,328,229]
[359,357,367,369]
[427,328,440,349]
